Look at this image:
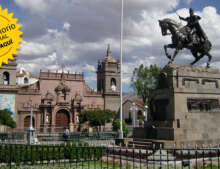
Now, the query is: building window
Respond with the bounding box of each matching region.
[24,77,29,84]
[3,72,10,85]
[110,78,116,91]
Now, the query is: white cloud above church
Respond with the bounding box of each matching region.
[9,0,220,91]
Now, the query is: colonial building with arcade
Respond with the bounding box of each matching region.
[0,45,120,132]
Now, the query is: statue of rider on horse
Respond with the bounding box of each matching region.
[159,8,212,68]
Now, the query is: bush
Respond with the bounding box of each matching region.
[79,109,116,127]
[0,141,106,163]
[137,114,145,121]
[0,109,16,128]
[112,119,129,137]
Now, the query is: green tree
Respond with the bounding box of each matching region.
[79,109,116,127]
[0,109,16,128]
[112,119,128,137]
[131,64,161,104]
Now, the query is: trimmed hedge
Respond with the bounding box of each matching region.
[0,141,106,164]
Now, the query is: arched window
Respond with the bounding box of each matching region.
[3,72,9,85]
[111,78,116,86]
[110,78,116,91]
[24,77,29,84]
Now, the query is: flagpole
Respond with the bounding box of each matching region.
[119,0,124,139]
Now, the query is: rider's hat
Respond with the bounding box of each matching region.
[189,8,194,13]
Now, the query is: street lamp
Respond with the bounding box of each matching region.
[143,105,149,121]
[130,102,138,128]
[27,99,35,144]
[119,0,124,139]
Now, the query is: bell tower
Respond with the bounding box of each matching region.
[97,45,120,112]
[0,59,18,118]
[0,60,17,87]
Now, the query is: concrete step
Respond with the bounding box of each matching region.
[127,141,153,150]
[128,138,165,149]
[129,141,152,146]
[133,138,175,148]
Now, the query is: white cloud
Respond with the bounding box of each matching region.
[19,41,51,56]
[83,64,96,72]
[63,22,71,31]
[14,0,47,14]
[85,73,97,83]
[48,52,57,61]
[122,76,131,85]
[184,0,192,5]
[210,62,220,70]
[14,1,220,91]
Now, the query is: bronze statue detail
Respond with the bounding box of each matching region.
[159,8,212,68]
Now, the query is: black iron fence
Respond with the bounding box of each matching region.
[1,142,220,168]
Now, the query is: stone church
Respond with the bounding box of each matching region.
[0,45,120,132]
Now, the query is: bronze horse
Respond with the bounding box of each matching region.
[159,18,212,68]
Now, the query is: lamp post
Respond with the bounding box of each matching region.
[119,0,124,140]
[27,99,35,144]
[143,105,149,121]
[130,102,138,128]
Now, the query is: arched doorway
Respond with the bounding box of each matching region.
[24,116,35,129]
[56,109,70,131]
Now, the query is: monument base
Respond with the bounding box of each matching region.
[134,64,220,147]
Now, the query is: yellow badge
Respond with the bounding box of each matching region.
[0,5,22,67]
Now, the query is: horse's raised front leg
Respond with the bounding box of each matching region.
[164,44,177,64]
[171,49,179,62]
[164,45,171,60]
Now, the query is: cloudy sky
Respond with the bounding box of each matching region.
[1,0,220,92]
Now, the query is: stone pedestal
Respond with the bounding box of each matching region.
[69,122,75,132]
[27,127,35,144]
[135,64,220,147]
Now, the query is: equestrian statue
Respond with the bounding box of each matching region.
[159,8,212,68]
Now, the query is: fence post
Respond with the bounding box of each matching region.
[88,145,90,169]
[195,144,198,169]
[94,145,96,169]
[76,143,78,169]
[9,144,12,169]
[218,144,220,169]
[159,144,162,168]
[146,147,148,169]
[139,148,142,169]
[120,143,122,169]
[209,144,213,167]
[126,145,128,168]
[181,144,184,169]
[153,144,155,169]
[174,144,176,169]
[31,144,33,165]
[101,145,103,169]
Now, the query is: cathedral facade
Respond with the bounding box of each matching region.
[0,46,120,132]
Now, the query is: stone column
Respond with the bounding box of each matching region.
[69,110,74,132]
[43,108,47,133]
[50,107,55,132]
[51,108,56,132]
